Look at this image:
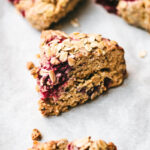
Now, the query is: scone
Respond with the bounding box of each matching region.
[28,30,127,116]
[28,136,117,150]
[96,0,150,32]
[117,0,150,32]
[9,0,80,30]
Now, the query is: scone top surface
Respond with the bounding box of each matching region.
[38,30,125,99]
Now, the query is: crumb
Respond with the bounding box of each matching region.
[36,54,41,59]
[27,62,35,70]
[31,129,42,141]
[70,18,80,27]
[139,50,147,58]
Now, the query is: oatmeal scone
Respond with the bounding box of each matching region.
[28,30,126,116]
[117,0,150,32]
[96,0,150,32]
[9,0,80,30]
[28,136,117,150]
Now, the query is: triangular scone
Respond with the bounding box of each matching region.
[28,30,127,116]
[117,0,150,32]
[28,137,117,150]
[9,0,80,30]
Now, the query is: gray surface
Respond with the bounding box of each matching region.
[0,0,150,150]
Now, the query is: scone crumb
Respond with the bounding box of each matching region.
[27,62,35,70]
[139,50,147,58]
[70,18,80,27]
[36,85,40,92]
[36,54,41,59]
[31,129,42,141]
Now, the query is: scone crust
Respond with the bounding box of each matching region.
[28,137,117,150]
[13,0,80,30]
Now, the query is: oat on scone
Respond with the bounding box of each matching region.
[96,0,119,14]
[28,136,117,150]
[28,30,127,116]
[9,0,81,30]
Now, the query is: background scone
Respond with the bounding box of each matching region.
[96,0,150,32]
[9,0,80,30]
[117,0,150,32]
[29,30,127,116]
[28,136,117,150]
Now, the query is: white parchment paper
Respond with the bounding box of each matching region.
[0,0,150,150]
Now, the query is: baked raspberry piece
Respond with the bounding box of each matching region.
[9,0,80,30]
[117,0,150,32]
[28,136,117,150]
[96,0,119,14]
[29,30,126,116]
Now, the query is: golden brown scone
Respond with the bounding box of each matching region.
[28,30,127,116]
[96,0,150,32]
[9,0,81,30]
[117,0,150,32]
[28,136,117,150]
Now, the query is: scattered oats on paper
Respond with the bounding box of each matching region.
[139,50,147,58]
[31,129,42,141]
[70,18,80,27]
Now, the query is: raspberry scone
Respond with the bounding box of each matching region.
[96,0,150,32]
[29,30,126,116]
[117,0,150,32]
[28,137,117,150]
[9,0,80,30]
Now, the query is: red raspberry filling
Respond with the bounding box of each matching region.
[38,35,73,101]
[8,0,26,17]
[96,0,136,14]
[38,60,72,101]
[20,10,26,17]
[67,143,76,150]
[96,0,119,14]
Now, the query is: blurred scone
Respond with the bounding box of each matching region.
[10,0,80,30]
[117,0,150,32]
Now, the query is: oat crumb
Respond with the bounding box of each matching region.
[36,54,41,59]
[139,50,147,58]
[27,62,35,70]
[31,129,42,141]
[70,18,80,27]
